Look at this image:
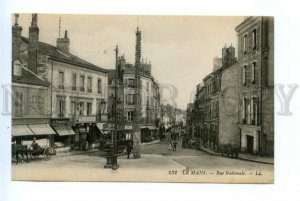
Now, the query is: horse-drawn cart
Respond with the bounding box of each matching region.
[12,143,56,164]
[29,143,56,160]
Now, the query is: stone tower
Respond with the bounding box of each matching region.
[135,27,142,69]
[133,26,142,159]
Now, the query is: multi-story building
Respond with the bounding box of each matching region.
[235,16,274,156]
[12,14,109,150]
[193,45,237,150]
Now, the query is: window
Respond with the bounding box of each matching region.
[243,98,250,124]
[128,79,135,88]
[251,97,258,125]
[80,76,84,92]
[252,29,257,50]
[127,111,134,121]
[98,79,102,94]
[146,82,150,92]
[58,99,65,117]
[79,102,84,115]
[71,101,76,115]
[87,77,92,92]
[251,62,258,84]
[13,63,21,76]
[72,74,77,91]
[14,91,23,117]
[126,94,135,105]
[87,102,92,115]
[243,34,247,54]
[59,72,64,89]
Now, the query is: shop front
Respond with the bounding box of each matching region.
[141,125,158,143]
[12,118,56,148]
[51,118,75,151]
[72,115,100,151]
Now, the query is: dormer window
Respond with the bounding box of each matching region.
[13,60,22,76]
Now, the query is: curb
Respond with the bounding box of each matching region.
[198,147,274,165]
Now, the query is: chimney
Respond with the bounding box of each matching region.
[28,13,39,74]
[12,14,23,61]
[222,44,236,68]
[56,30,70,54]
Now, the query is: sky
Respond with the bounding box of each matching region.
[16,14,244,110]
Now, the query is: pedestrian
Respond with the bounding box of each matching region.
[168,142,172,152]
[173,141,177,151]
[126,142,132,159]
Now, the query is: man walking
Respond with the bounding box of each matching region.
[126,142,132,159]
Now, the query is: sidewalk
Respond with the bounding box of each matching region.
[198,146,274,165]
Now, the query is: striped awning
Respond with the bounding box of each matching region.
[28,124,56,135]
[52,124,76,136]
[12,125,34,137]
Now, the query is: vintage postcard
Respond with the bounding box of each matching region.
[11,14,274,183]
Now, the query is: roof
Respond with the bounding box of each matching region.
[12,63,50,87]
[22,37,108,73]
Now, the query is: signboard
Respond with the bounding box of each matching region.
[125,125,132,130]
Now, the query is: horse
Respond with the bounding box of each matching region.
[12,144,30,164]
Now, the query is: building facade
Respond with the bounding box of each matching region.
[192,45,237,151]
[235,16,274,156]
[12,14,109,151]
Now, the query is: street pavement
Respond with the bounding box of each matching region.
[12,133,274,183]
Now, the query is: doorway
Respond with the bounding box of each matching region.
[246,135,254,154]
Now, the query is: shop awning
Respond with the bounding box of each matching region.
[12,125,34,137]
[28,124,56,135]
[52,124,76,136]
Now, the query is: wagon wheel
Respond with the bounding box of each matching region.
[43,148,52,160]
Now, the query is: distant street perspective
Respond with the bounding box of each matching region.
[11,14,274,183]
